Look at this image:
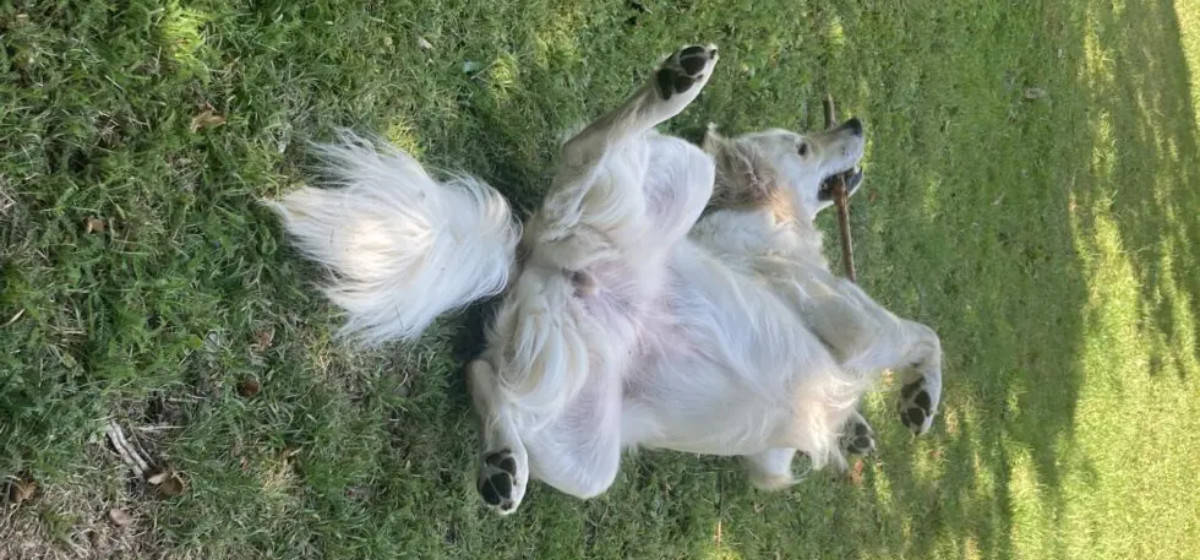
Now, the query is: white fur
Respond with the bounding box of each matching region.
[266,132,520,344]
[270,45,943,515]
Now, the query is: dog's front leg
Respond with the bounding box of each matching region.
[889,320,943,435]
[538,45,719,247]
[842,316,943,436]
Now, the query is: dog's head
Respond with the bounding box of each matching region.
[703,119,866,221]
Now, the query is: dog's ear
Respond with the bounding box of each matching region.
[705,133,779,210]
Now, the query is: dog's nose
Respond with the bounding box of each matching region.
[841,117,864,137]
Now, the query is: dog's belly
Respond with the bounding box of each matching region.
[621,242,840,455]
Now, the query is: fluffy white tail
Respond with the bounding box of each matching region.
[267,133,520,344]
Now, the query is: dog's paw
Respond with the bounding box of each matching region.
[841,416,876,456]
[654,44,719,102]
[477,449,521,515]
[898,377,937,435]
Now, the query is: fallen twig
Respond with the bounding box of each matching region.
[106,420,150,478]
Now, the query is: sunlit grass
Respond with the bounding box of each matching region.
[159,2,213,80]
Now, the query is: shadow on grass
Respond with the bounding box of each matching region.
[1086,0,1200,381]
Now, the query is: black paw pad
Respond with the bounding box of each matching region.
[905,407,926,426]
[655,67,700,100]
[656,68,676,100]
[679,48,709,74]
[899,390,932,431]
[479,450,519,512]
[655,45,713,100]
[485,450,517,476]
[898,379,935,434]
[673,74,697,93]
[841,420,875,456]
[478,472,507,506]
[848,436,872,454]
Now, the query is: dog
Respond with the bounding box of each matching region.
[268,44,943,515]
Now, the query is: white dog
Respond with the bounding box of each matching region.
[268,44,943,515]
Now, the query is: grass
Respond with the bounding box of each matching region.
[2,0,1199,558]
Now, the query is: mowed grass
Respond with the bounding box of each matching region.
[2,0,1199,558]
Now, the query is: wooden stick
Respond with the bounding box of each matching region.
[822,94,857,283]
[106,420,149,478]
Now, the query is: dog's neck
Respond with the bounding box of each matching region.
[703,145,826,261]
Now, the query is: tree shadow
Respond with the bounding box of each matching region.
[1085,0,1200,381]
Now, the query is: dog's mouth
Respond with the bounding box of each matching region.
[817,166,863,202]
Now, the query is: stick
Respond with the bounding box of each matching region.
[822,94,857,283]
[106,420,150,478]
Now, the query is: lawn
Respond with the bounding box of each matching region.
[2,0,1199,558]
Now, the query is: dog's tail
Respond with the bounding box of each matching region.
[267,133,520,344]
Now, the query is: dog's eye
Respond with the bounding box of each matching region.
[797,142,809,156]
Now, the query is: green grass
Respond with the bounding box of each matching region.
[2,0,1199,558]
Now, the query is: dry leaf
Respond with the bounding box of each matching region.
[1023,87,1048,100]
[190,107,226,132]
[84,217,107,234]
[251,327,274,351]
[847,459,865,485]
[7,475,37,505]
[146,470,170,485]
[108,508,132,527]
[149,470,187,497]
[237,377,261,398]
[157,474,186,497]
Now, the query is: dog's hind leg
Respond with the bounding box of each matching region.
[470,354,625,512]
[467,360,530,515]
[472,360,624,512]
[521,367,624,501]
